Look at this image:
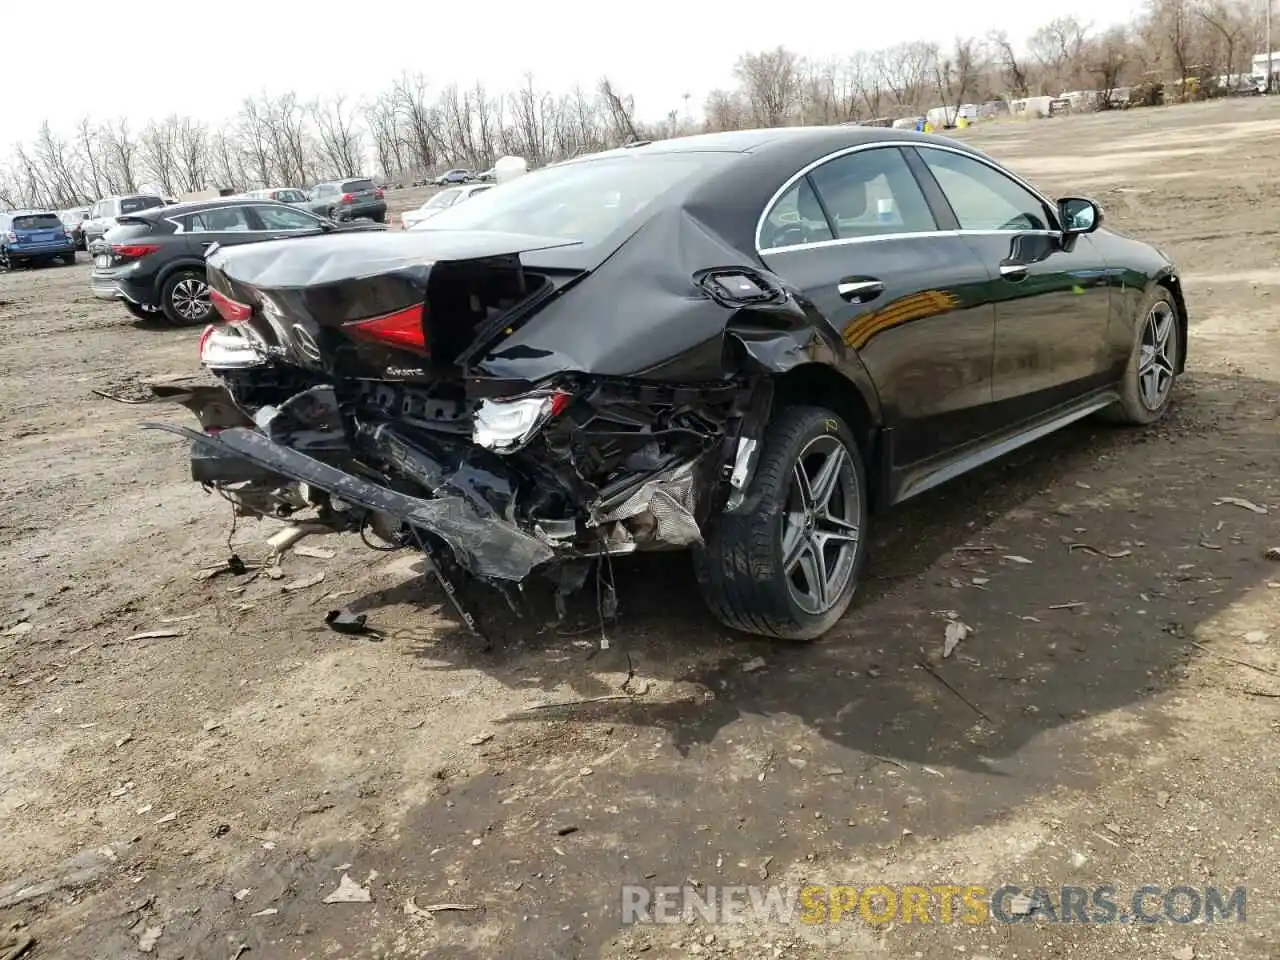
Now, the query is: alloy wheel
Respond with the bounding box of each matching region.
[1138,300,1177,410]
[781,434,862,616]
[172,277,211,323]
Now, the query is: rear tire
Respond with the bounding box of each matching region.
[159,269,212,326]
[61,252,76,265]
[693,405,868,640]
[1097,287,1181,425]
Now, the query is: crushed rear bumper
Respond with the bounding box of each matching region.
[142,422,555,582]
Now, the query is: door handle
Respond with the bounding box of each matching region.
[837,278,884,302]
[999,262,1028,280]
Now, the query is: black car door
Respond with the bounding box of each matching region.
[910,145,1114,422]
[757,144,1000,475]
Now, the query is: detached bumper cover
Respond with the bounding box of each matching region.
[142,422,555,582]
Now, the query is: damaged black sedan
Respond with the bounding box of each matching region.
[140,127,1186,640]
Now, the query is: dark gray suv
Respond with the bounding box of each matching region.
[305,178,387,223]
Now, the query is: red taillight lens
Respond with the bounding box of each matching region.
[374,187,384,199]
[197,324,215,357]
[340,192,356,203]
[343,304,426,353]
[210,289,252,324]
[110,243,160,259]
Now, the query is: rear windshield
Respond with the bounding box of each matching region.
[419,153,730,248]
[13,214,65,230]
[121,196,164,214]
[342,179,375,192]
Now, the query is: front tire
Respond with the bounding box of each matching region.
[160,269,212,326]
[694,405,868,640]
[1098,287,1181,425]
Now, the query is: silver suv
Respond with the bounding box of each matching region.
[82,194,168,251]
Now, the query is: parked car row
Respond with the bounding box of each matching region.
[233,180,388,223]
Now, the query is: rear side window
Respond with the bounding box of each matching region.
[760,178,835,250]
[183,207,253,232]
[121,196,164,214]
[313,184,337,196]
[13,213,65,230]
[807,147,937,239]
[342,179,375,192]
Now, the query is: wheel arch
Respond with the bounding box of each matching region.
[1151,268,1188,374]
[770,362,888,511]
[153,259,209,301]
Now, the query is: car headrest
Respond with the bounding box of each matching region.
[798,185,826,222]
[825,177,867,220]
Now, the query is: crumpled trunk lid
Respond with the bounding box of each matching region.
[204,230,584,380]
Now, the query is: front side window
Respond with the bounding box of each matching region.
[916,148,1051,232]
[253,205,319,230]
[421,153,731,248]
[807,147,937,239]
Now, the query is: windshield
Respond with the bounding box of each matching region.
[425,189,459,209]
[419,153,730,248]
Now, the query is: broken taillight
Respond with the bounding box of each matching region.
[343,303,427,353]
[210,289,252,324]
[472,389,573,454]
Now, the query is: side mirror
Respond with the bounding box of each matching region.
[1059,197,1102,235]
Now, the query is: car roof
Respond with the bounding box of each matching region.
[558,125,989,164]
[5,208,59,216]
[129,197,286,219]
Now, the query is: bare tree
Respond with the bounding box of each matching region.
[881,41,939,110]
[312,95,364,179]
[102,118,140,194]
[733,47,803,126]
[1196,0,1250,80]
[175,118,207,192]
[140,117,180,195]
[393,72,439,175]
[988,30,1032,98]
[598,77,642,143]
[1028,16,1092,94]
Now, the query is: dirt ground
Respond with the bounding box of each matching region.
[4,97,1280,960]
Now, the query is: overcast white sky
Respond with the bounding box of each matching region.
[7,0,1147,146]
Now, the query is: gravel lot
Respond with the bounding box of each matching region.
[3,98,1280,960]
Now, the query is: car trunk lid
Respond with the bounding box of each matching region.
[204,229,584,380]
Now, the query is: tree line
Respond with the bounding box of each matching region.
[0,0,1266,210]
